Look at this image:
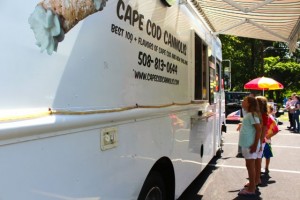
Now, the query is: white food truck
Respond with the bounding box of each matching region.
[0,0,226,199]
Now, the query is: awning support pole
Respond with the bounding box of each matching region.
[248,19,288,42]
[222,0,274,13]
[214,19,247,35]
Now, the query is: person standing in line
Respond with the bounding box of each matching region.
[287,93,297,131]
[254,96,268,185]
[263,104,279,174]
[283,96,288,106]
[285,97,292,129]
[243,96,268,187]
[293,95,300,133]
[236,93,256,157]
[238,96,261,197]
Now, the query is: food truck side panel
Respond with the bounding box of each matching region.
[0,0,223,199]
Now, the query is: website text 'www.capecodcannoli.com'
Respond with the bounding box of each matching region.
[133,70,179,85]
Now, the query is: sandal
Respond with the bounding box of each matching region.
[238,188,256,197]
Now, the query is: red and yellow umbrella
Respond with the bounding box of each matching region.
[244,77,284,94]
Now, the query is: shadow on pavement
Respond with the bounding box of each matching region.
[259,172,276,188]
[177,156,219,200]
[231,188,262,200]
[230,172,276,200]
[232,195,262,200]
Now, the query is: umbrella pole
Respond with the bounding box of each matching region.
[263,89,264,96]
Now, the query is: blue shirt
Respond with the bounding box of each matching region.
[239,112,260,148]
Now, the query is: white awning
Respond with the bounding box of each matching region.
[187,0,300,52]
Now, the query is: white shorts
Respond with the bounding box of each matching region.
[241,144,261,159]
[257,143,265,158]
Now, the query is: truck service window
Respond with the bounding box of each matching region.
[209,59,216,104]
[194,33,208,100]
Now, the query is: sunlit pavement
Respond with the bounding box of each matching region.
[179,120,300,200]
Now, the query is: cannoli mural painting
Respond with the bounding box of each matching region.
[28,0,108,55]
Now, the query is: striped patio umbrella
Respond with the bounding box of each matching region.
[244,77,284,95]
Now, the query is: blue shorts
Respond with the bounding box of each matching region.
[263,143,273,159]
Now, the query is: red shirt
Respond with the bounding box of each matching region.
[262,113,268,143]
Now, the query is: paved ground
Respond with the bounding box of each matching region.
[179,119,300,200]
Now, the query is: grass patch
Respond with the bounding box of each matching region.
[279,112,289,122]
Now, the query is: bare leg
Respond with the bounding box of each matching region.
[245,159,256,192]
[265,158,270,171]
[255,158,262,184]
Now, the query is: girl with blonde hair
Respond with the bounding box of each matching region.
[238,96,261,196]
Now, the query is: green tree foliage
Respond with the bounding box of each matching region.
[220,35,271,90]
[220,35,300,102]
[264,56,300,93]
